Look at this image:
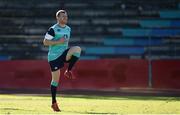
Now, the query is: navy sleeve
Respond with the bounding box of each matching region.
[47,28,55,37]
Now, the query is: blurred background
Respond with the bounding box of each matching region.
[0,0,180,93]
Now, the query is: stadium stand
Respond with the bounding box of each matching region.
[0,0,180,60]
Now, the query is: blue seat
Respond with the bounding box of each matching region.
[0,55,9,60]
[80,56,99,60]
[140,20,171,28]
[122,28,180,37]
[160,10,180,18]
[134,39,162,46]
[122,29,150,37]
[104,38,162,46]
[85,47,145,55]
[171,21,180,27]
[151,29,180,36]
[85,47,115,54]
[104,38,134,46]
[140,20,180,28]
[115,47,144,54]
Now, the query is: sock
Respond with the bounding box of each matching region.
[51,81,58,104]
[68,55,79,71]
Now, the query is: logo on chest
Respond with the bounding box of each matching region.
[57,29,61,32]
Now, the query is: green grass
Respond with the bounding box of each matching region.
[0,94,180,114]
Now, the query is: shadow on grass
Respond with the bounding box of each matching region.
[60,94,180,101]
[87,112,117,114]
[1,107,33,112]
[11,93,180,101]
[63,110,117,114]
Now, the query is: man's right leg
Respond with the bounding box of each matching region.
[51,69,61,112]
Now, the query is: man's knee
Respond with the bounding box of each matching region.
[72,46,81,57]
[74,46,81,52]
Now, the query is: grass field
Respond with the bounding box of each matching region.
[0,94,180,114]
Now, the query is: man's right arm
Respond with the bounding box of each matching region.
[43,28,65,46]
[43,38,65,46]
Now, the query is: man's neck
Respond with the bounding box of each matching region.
[58,22,66,28]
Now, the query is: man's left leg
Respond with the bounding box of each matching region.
[64,46,81,79]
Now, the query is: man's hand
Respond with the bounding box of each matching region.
[57,38,66,44]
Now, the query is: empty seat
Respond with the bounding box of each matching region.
[122,28,180,37]
[160,10,180,18]
[85,46,145,55]
[104,38,162,46]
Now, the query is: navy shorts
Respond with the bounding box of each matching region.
[49,48,70,72]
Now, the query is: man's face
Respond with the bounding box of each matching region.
[57,12,68,25]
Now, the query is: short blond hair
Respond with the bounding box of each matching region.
[56,10,66,17]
